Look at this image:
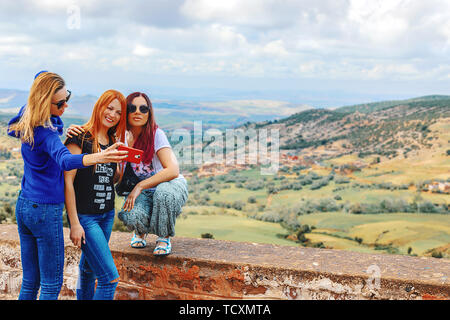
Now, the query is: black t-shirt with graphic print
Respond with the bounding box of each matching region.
[64,133,117,214]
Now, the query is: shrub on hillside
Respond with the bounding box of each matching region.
[306,172,321,180]
[316,198,340,212]
[431,251,443,259]
[267,184,279,194]
[291,182,303,190]
[232,200,245,211]
[244,179,265,190]
[280,213,301,233]
[291,198,341,215]
[201,233,214,239]
[254,210,283,223]
[342,197,448,214]
[334,176,350,184]
[419,201,442,213]
[310,177,330,190]
[299,177,313,185]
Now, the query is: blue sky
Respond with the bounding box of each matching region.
[1,0,450,107]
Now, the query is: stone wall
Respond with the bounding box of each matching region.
[0,223,448,300]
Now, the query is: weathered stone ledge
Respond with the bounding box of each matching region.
[0,223,448,300]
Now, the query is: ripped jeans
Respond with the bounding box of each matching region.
[76,210,119,300]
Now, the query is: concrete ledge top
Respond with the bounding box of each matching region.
[1,223,449,288]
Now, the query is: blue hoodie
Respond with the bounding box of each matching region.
[8,77,87,204]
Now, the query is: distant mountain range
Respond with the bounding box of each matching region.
[0,89,28,110]
[0,88,312,130]
[1,89,449,143]
[236,94,450,161]
[1,89,449,168]
[332,95,450,113]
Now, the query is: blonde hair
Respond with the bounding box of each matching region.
[8,72,65,148]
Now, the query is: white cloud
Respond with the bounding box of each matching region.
[1,0,450,98]
[347,0,409,45]
[133,44,159,57]
[34,0,78,9]
[112,57,132,69]
[62,46,96,61]
[181,0,273,27]
[261,40,289,58]
[363,63,419,80]
[0,44,31,57]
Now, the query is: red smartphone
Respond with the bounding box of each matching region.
[118,145,144,164]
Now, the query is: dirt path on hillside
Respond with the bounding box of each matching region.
[266,194,272,207]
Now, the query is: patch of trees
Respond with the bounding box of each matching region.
[344,198,447,214]
[281,135,344,150]
[249,194,448,226]
[0,148,12,160]
[278,109,334,126]
[0,202,15,224]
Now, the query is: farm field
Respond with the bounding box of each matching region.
[296,212,450,257]
[0,108,448,260]
[180,159,449,258]
[1,154,448,260]
[175,213,295,247]
[171,210,450,258]
[199,175,449,208]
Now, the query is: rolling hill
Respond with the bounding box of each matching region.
[0,94,448,258]
[236,95,450,162]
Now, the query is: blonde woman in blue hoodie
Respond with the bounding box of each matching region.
[7,71,128,300]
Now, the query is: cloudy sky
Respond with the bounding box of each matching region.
[1,0,450,106]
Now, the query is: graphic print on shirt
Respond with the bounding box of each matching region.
[130,161,156,180]
[93,163,114,210]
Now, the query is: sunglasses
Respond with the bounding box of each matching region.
[127,104,149,114]
[52,90,71,109]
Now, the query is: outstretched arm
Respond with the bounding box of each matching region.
[45,132,128,170]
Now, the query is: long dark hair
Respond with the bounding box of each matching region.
[126,92,158,164]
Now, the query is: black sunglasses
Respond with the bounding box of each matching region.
[52,90,71,109]
[127,104,149,114]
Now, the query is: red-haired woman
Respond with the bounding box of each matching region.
[64,89,127,300]
[67,92,188,256]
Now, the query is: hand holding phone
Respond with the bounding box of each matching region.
[118,145,144,164]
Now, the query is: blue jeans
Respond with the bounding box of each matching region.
[75,210,119,300]
[15,194,65,300]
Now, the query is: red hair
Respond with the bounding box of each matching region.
[81,89,127,153]
[126,92,158,164]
